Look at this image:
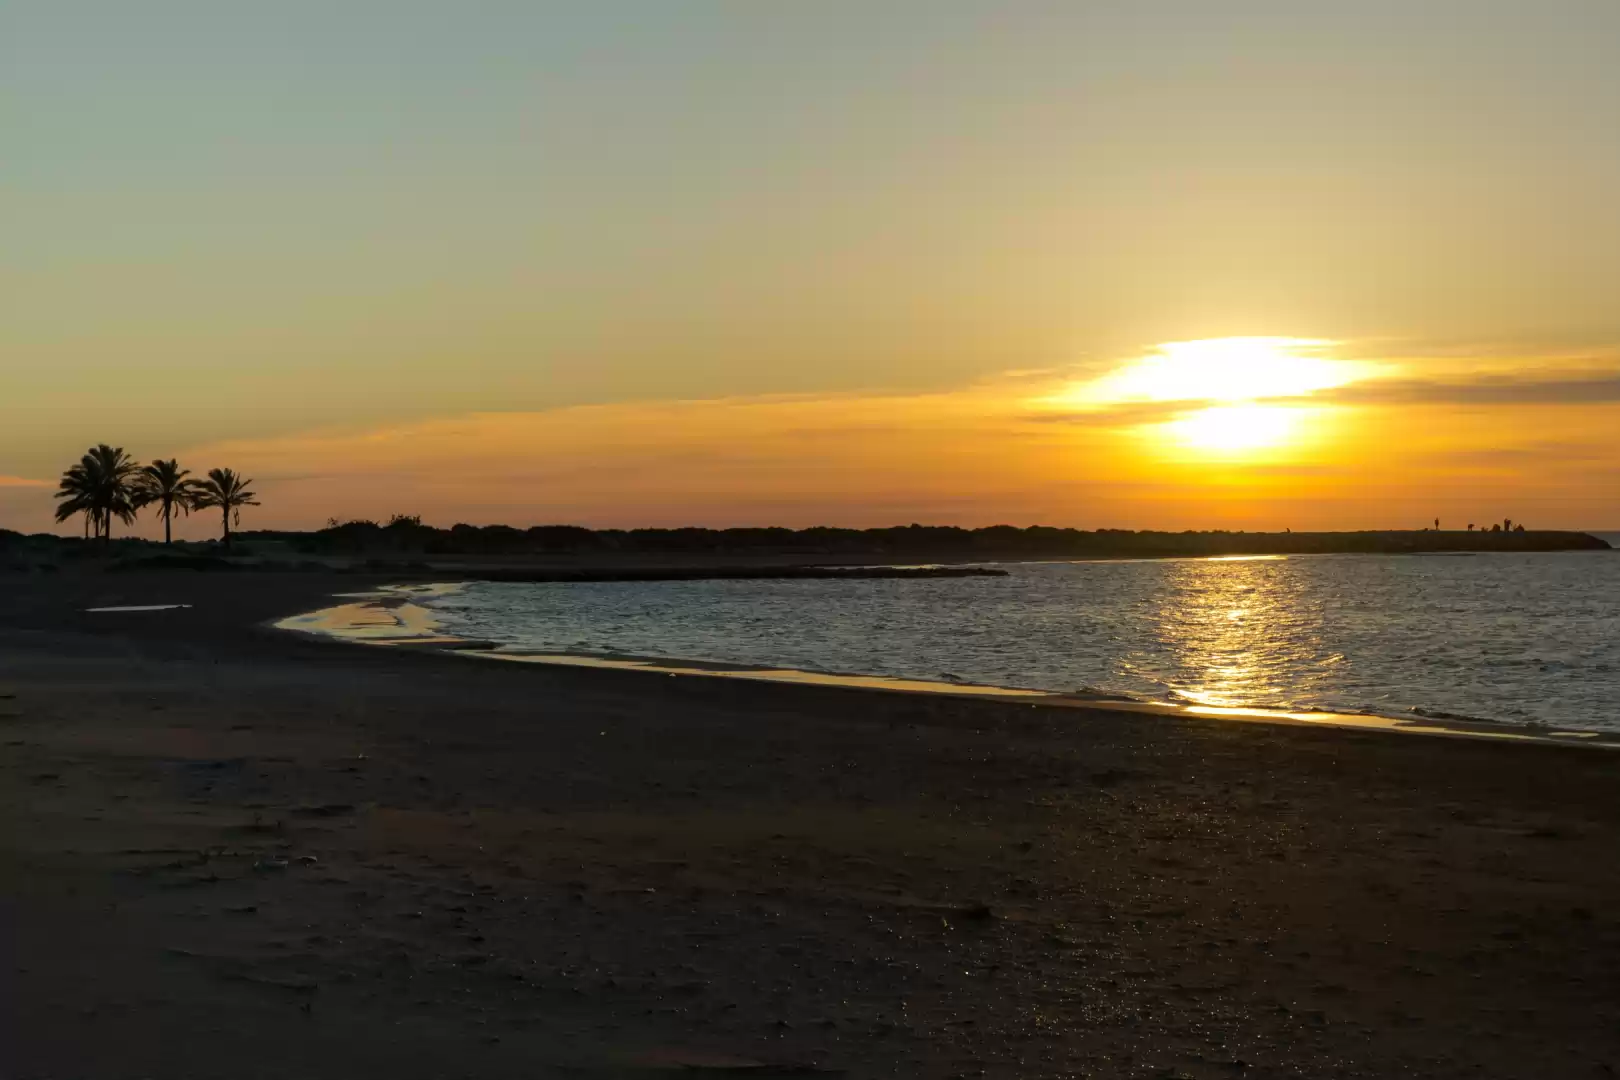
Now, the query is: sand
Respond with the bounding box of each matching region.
[2,569,1618,1078]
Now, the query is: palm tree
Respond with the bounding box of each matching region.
[87,444,145,542]
[192,468,259,551]
[53,445,143,544]
[138,459,202,545]
[53,462,101,539]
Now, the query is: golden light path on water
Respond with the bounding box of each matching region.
[1118,554,1335,709]
[275,572,1619,747]
[281,570,1337,710]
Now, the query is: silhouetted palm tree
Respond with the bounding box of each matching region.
[139,459,202,545]
[53,462,101,539]
[192,468,259,551]
[53,445,143,544]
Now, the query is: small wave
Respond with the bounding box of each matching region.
[1069,685,1141,703]
[1408,705,1532,727]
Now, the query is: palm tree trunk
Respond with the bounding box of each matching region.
[222,505,231,551]
[164,502,172,545]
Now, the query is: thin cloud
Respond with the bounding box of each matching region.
[1032,370,1620,422]
[1333,335,1620,365]
[1226,463,1355,478]
[1024,400,1205,428]
[1425,442,1616,467]
[252,472,335,483]
[0,476,48,488]
[1326,372,1620,407]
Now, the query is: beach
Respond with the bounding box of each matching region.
[3,570,1619,1078]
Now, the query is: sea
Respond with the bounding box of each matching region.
[408,536,1620,733]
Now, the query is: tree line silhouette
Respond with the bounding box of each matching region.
[247,517,1605,559]
[39,450,1599,561]
[53,444,259,549]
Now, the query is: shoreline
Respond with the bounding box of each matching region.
[5,530,1612,584]
[276,582,1620,749]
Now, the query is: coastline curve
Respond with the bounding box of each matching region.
[274,584,1620,750]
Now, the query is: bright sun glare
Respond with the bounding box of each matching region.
[1048,337,1363,460]
[1163,403,1304,454]
[1091,337,1346,404]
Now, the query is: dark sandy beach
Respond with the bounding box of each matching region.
[3,570,1618,1079]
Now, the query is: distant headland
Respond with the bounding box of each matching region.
[2,518,1608,577]
[255,518,1613,559]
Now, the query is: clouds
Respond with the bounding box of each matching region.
[161,354,1617,531]
[4,338,1619,536]
[1325,371,1620,407]
[172,387,1092,530]
[1025,356,1620,430]
[0,482,54,535]
[1024,401,1201,428]
[1427,442,1616,468]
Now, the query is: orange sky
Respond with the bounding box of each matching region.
[6,338,1616,536]
[4,6,1619,534]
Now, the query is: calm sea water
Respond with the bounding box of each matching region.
[423,544,1620,731]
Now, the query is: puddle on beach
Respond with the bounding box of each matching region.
[277,601,444,641]
[85,604,193,613]
[274,582,469,642]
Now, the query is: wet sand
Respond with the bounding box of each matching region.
[3,570,1619,1078]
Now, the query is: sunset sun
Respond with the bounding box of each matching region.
[1164,403,1306,455]
[1138,339,1354,460]
[1096,337,1349,404]
[1041,336,1367,462]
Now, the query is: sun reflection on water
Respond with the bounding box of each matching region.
[1121,556,1339,708]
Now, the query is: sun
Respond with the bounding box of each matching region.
[1163,403,1307,455]
[1084,337,1350,404]
[1037,336,1369,463]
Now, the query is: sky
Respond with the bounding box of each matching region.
[5,1,1619,535]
